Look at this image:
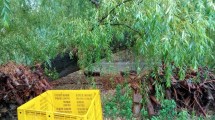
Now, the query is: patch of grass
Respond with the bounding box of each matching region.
[103,84,133,119]
[151,99,178,120]
[149,99,209,120]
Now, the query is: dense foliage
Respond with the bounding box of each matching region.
[0,0,75,65]
[0,0,214,84]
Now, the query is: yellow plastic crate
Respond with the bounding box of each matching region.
[17,90,103,120]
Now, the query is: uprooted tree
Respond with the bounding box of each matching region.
[0,0,215,117]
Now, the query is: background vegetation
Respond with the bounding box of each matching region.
[0,0,214,118]
[1,0,214,70]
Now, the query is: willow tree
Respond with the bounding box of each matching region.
[72,0,215,85]
[0,0,78,65]
[1,0,215,84]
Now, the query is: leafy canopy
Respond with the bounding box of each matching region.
[0,0,214,84]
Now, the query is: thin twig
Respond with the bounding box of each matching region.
[173,88,178,100]
[194,91,206,116]
[203,79,215,84]
[109,23,143,36]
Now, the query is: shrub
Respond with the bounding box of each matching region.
[103,84,133,119]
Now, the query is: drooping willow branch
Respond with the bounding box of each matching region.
[90,0,133,31]
[99,0,133,23]
[1,0,11,28]
[109,23,143,36]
